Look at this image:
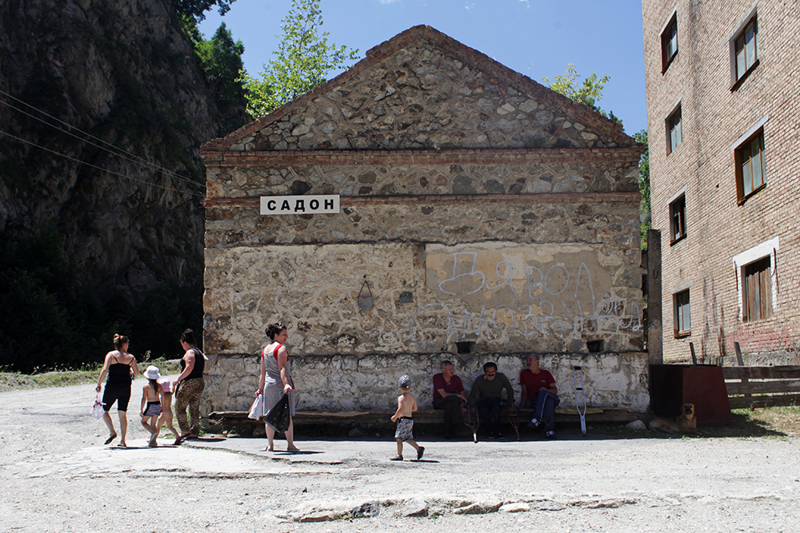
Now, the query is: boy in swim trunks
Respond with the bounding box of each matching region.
[157,378,182,445]
[390,375,425,461]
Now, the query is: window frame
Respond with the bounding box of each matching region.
[661,13,679,73]
[734,17,758,80]
[728,8,760,90]
[742,256,772,322]
[734,128,766,203]
[673,289,691,337]
[666,105,682,155]
[732,237,779,323]
[669,194,686,245]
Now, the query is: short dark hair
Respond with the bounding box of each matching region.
[265,322,287,340]
[526,353,539,362]
[483,362,497,372]
[440,360,453,368]
[180,329,197,346]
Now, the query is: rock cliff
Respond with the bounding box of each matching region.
[0,0,228,304]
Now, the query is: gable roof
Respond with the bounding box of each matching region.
[201,25,636,152]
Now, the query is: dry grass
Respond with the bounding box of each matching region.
[727,405,800,437]
[0,359,182,393]
[593,405,800,440]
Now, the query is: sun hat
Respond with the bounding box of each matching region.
[398,375,412,388]
[144,365,161,380]
[159,379,172,393]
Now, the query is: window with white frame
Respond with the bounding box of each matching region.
[733,237,778,323]
[742,256,771,322]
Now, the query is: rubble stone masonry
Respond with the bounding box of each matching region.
[201,26,648,414]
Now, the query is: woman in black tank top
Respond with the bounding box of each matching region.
[95,334,140,447]
[173,328,206,440]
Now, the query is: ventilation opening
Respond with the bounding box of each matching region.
[587,340,604,353]
[455,341,474,354]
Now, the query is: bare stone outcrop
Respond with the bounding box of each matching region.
[0,0,226,303]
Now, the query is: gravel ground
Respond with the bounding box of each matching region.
[1,380,799,532]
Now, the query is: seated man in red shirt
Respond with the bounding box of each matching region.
[519,353,560,439]
[432,359,468,438]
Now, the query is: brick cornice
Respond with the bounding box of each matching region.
[205,192,641,208]
[201,146,644,167]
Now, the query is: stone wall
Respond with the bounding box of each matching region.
[206,26,627,153]
[201,351,650,414]
[204,236,643,357]
[201,26,648,415]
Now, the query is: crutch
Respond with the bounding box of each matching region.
[572,366,587,435]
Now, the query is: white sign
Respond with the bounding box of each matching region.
[260,195,340,215]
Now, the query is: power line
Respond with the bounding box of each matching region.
[0,129,206,199]
[0,89,205,190]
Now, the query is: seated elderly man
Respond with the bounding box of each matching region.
[519,353,560,439]
[468,362,514,440]
[432,359,468,439]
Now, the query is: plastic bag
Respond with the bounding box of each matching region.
[91,394,105,420]
[247,392,264,420]
[264,393,290,432]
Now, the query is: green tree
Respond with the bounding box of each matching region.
[542,64,620,123]
[188,21,249,132]
[0,221,203,372]
[633,129,651,249]
[173,0,235,22]
[544,65,650,247]
[242,0,359,118]
[0,221,108,372]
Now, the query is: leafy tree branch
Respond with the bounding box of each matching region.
[242,0,359,118]
[542,64,620,124]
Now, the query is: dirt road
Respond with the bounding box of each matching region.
[1,380,798,532]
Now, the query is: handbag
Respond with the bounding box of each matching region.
[264,393,290,432]
[91,394,105,420]
[247,392,264,420]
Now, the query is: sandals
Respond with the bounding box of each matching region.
[104,434,118,445]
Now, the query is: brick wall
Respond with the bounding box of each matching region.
[643,0,800,364]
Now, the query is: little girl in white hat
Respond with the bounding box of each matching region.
[140,365,163,447]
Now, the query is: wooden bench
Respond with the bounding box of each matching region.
[208,407,639,436]
[724,365,800,409]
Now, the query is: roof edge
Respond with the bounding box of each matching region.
[201,25,635,151]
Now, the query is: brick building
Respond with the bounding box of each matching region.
[199,26,648,414]
[642,1,800,364]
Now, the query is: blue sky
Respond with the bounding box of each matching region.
[199,0,647,134]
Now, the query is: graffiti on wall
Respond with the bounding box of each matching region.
[412,243,642,344]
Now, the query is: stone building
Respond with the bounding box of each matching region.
[642,1,800,364]
[200,26,647,414]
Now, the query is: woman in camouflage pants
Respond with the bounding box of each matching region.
[173,329,205,439]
